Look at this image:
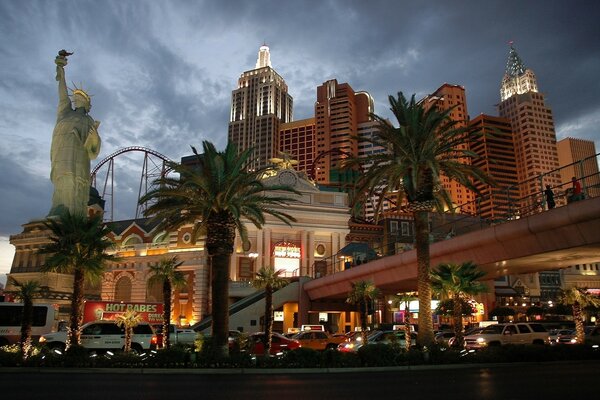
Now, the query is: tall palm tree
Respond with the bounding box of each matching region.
[393,291,417,351]
[560,287,600,344]
[140,141,298,357]
[114,309,143,353]
[431,261,487,347]
[7,278,41,358]
[148,256,187,349]
[252,266,288,356]
[346,92,494,346]
[346,280,380,342]
[38,210,118,348]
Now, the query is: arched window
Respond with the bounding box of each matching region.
[146,279,164,303]
[123,235,143,246]
[114,276,132,302]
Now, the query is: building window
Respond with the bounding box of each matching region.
[114,276,132,302]
[401,221,410,236]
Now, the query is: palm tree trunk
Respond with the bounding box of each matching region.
[163,281,172,349]
[573,302,585,344]
[360,300,368,342]
[125,328,132,352]
[452,294,463,347]
[414,210,434,346]
[211,253,230,358]
[264,285,273,356]
[69,267,86,347]
[20,298,33,357]
[404,301,412,351]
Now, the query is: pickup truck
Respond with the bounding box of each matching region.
[153,324,197,347]
[291,330,347,350]
[463,322,549,350]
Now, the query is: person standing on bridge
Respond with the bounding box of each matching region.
[571,176,583,202]
[544,185,555,210]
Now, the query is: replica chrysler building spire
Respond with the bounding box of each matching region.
[500,43,538,101]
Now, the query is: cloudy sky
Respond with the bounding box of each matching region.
[1,0,599,285]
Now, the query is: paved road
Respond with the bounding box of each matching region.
[2,361,597,400]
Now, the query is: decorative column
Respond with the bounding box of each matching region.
[300,230,307,275]
[263,228,272,267]
[307,231,315,277]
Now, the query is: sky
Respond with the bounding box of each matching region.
[1,0,599,286]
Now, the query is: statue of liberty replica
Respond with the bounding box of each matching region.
[49,50,101,217]
[6,51,103,315]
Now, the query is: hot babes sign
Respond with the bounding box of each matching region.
[83,301,164,324]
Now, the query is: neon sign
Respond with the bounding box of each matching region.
[273,242,301,258]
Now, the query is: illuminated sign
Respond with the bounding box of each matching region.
[273,242,301,258]
[83,301,164,324]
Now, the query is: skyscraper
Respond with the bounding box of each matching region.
[228,45,293,171]
[423,83,476,213]
[314,79,373,186]
[498,44,561,202]
[557,137,600,198]
[279,118,316,176]
[468,114,519,220]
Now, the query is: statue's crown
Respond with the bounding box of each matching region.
[69,82,91,103]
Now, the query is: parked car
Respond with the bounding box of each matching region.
[435,331,455,346]
[152,324,197,348]
[337,330,416,353]
[39,320,156,354]
[248,332,301,355]
[463,323,548,350]
[556,326,600,345]
[291,330,347,350]
[447,327,485,347]
[548,329,575,345]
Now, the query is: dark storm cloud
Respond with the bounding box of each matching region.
[0,0,599,278]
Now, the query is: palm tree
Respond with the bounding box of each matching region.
[251,266,288,356]
[140,141,298,357]
[148,256,187,349]
[7,278,41,358]
[346,92,494,346]
[431,262,487,347]
[560,287,600,344]
[346,280,380,342]
[114,309,143,353]
[38,210,119,348]
[393,291,417,351]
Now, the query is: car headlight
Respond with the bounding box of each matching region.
[476,337,486,343]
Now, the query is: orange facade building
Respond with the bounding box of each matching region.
[314,79,373,186]
[468,114,519,221]
[557,137,600,198]
[423,83,476,213]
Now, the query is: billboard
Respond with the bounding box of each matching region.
[83,301,164,324]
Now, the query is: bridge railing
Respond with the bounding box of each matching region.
[309,153,600,279]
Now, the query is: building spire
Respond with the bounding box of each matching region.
[505,42,526,77]
[255,44,272,69]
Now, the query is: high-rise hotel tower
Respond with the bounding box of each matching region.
[228,45,293,170]
[498,44,561,200]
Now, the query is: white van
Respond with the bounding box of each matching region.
[0,303,58,347]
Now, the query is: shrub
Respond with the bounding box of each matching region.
[281,348,321,368]
[357,344,398,367]
[321,349,361,368]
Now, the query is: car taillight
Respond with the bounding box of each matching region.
[151,335,158,345]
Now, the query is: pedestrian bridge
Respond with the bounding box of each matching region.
[303,195,600,300]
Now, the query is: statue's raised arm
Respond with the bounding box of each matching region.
[48,50,102,217]
[55,50,72,116]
